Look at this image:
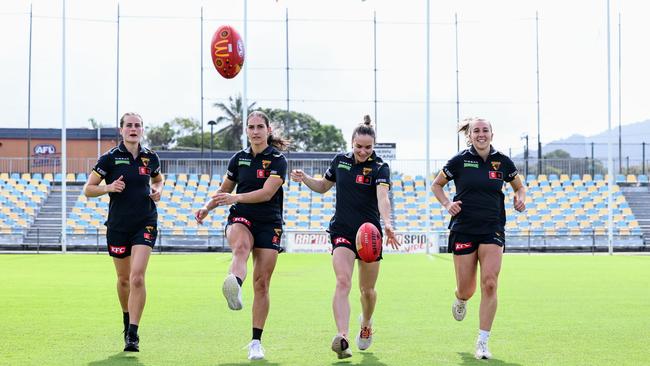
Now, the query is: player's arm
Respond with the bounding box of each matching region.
[84,172,125,197]
[212,176,283,206]
[376,184,400,248]
[148,173,164,202]
[290,169,334,193]
[195,177,236,224]
[202,178,236,211]
[432,171,461,216]
[509,175,527,212]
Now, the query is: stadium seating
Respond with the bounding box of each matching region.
[0,172,645,239]
[0,173,51,234]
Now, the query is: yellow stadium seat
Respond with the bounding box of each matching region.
[582,174,592,181]
[538,174,548,181]
[559,174,570,182]
[626,175,637,183]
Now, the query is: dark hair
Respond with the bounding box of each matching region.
[351,115,376,143]
[119,112,143,128]
[247,111,291,150]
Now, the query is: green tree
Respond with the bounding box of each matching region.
[145,121,176,150]
[213,94,257,151]
[145,117,201,150]
[88,118,106,129]
[258,108,346,152]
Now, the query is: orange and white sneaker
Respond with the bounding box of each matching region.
[355,315,373,351]
[331,334,352,359]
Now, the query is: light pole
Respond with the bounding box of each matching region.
[208,120,216,177]
[521,134,529,178]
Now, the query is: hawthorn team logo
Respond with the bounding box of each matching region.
[491,161,501,170]
[272,228,283,244]
[141,157,150,167]
[262,160,271,169]
[362,167,372,176]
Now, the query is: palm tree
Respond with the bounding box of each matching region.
[213,94,257,150]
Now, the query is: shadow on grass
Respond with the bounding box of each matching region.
[458,352,523,365]
[88,352,145,366]
[218,360,280,366]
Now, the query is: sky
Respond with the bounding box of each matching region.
[1,0,649,160]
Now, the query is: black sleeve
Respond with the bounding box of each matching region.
[150,153,161,178]
[503,156,518,183]
[375,163,391,189]
[269,155,287,182]
[226,153,239,182]
[441,154,461,181]
[91,153,111,180]
[324,155,339,182]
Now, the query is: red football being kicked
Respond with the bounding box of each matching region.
[356,222,382,263]
[211,25,245,79]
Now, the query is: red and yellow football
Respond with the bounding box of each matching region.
[210,25,245,79]
[356,222,382,263]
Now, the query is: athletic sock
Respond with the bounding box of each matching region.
[128,324,139,338]
[236,276,243,286]
[252,327,263,341]
[123,312,129,332]
[478,329,490,343]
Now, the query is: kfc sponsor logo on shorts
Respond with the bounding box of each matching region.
[109,245,126,255]
[333,237,351,245]
[143,232,153,241]
[139,166,151,175]
[455,242,472,251]
[231,217,252,227]
[257,169,270,178]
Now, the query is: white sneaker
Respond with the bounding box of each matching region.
[222,274,243,310]
[331,334,352,359]
[452,298,467,321]
[475,340,492,360]
[247,340,265,360]
[355,315,373,351]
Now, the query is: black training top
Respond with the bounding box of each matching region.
[92,142,161,232]
[225,146,287,224]
[324,151,391,238]
[442,145,518,234]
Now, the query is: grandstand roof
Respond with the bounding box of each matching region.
[0,128,118,140]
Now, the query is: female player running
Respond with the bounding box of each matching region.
[84,112,163,352]
[431,117,526,359]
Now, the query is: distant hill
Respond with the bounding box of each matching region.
[521,119,650,159]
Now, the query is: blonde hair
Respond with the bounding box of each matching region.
[458,117,493,147]
[119,112,143,127]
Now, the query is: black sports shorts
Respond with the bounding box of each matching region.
[226,215,284,252]
[447,231,505,255]
[106,225,157,258]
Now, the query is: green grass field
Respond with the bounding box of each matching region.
[1,253,648,365]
